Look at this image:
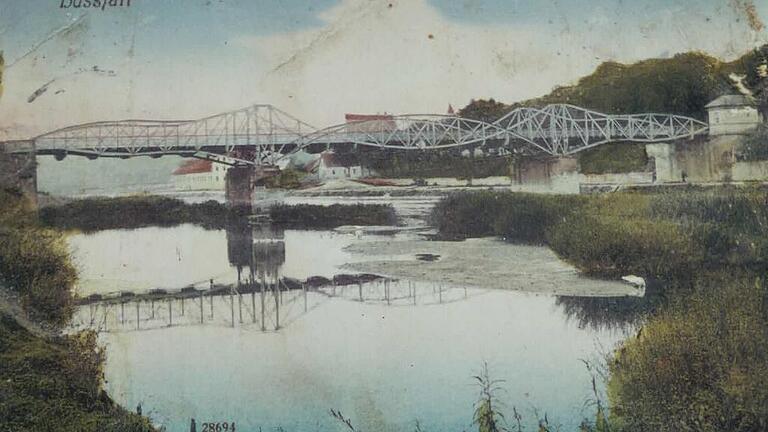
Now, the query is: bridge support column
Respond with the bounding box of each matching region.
[225,167,255,211]
[646,143,682,183]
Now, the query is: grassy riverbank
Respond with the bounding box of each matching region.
[432,188,768,431]
[0,315,155,431]
[39,195,234,232]
[0,188,157,431]
[432,187,768,283]
[40,195,398,232]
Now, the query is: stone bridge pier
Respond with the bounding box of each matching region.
[225,165,281,211]
[0,141,38,208]
[225,166,254,210]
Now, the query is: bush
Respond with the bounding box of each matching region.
[39,196,232,232]
[547,213,701,281]
[0,315,156,431]
[433,189,768,282]
[608,278,768,432]
[738,125,768,161]
[263,168,304,189]
[578,142,649,174]
[431,191,586,243]
[0,189,77,325]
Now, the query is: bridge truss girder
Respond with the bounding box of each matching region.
[21,103,709,167]
[494,104,709,155]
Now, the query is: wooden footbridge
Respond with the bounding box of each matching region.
[71,274,482,333]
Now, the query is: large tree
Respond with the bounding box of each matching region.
[458,98,510,123]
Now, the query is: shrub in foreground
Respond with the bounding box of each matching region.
[608,278,768,432]
[0,315,156,431]
[0,227,77,325]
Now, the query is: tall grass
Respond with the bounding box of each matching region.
[0,314,156,431]
[0,188,158,430]
[431,191,587,243]
[608,276,768,432]
[432,188,768,284]
[0,188,77,325]
[433,188,768,431]
[39,195,234,232]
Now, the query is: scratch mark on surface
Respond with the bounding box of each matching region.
[0,51,4,101]
[268,26,345,74]
[268,3,383,75]
[728,0,765,32]
[7,14,88,70]
[27,66,116,103]
[27,79,54,103]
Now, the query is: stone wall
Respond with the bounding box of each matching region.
[646,136,741,184]
[581,172,654,185]
[732,161,768,182]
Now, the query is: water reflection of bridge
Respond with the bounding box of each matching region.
[70,221,485,333]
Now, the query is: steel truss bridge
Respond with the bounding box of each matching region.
[12,103,708,167]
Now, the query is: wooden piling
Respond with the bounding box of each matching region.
[230,289,235,328]
[251,291,256,324]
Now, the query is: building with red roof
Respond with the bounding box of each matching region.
[344,113,396,133]
[172,159,227,191]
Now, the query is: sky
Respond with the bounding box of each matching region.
[0,0,766,192]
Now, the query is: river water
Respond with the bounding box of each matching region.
[66,195,643,432]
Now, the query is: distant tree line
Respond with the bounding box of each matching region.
[459,46,768,122]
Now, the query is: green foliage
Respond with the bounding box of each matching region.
[269,204,397,228]
[0,315,156,432]
[433,188,768,283]
[431,191,587,243]
[460,47,768,121]
[0,187,36,228]
[738,125,768,162]
[525,52,731,119]
[0,227,77,325]
[472,363,506,432]
[578,143,649,174]
[0,188,76,325]
[434,188,768,431]
[608,278,768,432]
[39,195,234,232]
[549,212,700,280]
[459,99,511,123]
[364,151,511,179]
[263,168,304,189]
[0,189,157,430]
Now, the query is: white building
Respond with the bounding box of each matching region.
[706,94,762,136]
[172,159,227,191]
[306,151,373,181]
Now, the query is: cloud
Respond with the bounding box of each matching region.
[0,0,766,139]
[240,0,766,126]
